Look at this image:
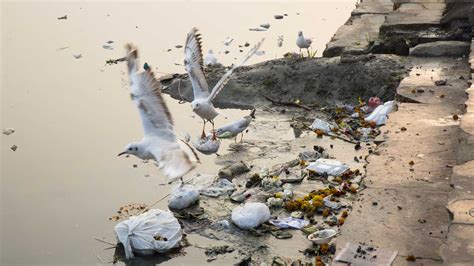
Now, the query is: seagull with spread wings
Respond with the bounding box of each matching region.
[184,27,264,138]
[118,44,199,181]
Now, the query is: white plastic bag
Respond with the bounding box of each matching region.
[192,135,220,155]
[168,184,199,210]
[310,118,332,133]
[231,202,271,229]
[114,209,182,259]
[364,101,395,125]
[306,159,349,176]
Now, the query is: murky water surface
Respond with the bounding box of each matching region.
[1,1,355,264]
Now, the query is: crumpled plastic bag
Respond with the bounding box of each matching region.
[114,209,182,259]
[310,118,332,133]
[306,159,349,176]
[231,202,271,229]
[269,217,309,229]
[168,184,199,210]
[193,135,220,155]
[364,101,395,125]
[200,178,235,197]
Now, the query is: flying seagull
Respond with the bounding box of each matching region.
[216,109,256,142]
[184,27,264,138]
[296,30,312,53]
[118,44,199,181]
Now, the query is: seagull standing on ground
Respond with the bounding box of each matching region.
[118,44,199,181]
[204,49,218,66]
[184,27,263,138]
[296,31,312,53]
[216,109,256,142]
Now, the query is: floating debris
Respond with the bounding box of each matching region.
[102,44,113,50]
[222,37,234,46]
[249,27,267,32]
[3,128,15,135]
[105,56,126,65]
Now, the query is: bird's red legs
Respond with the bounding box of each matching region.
[201,120,207,139]
[211,130,217,141]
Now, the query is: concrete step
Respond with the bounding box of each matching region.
[380,3,445,35]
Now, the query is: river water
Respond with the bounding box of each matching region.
[1,1,355,264]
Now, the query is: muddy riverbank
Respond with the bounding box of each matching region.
[162,54,408,109]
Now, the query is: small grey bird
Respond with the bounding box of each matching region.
[216,110,256,142]
[184,28,263,138]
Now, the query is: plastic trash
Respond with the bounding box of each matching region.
[306,159,349,176]
[267,197,284,208]
[168,184,199,210]
[231,202,271,229]
[261,177,282,191]
[308,229,337,244]
[282,183,294,200]
[193,135,220,155]
[114,209,182,259]
[200,178,235,197]
[323,195,342,209]
[365,101,395,126]
[269,217,309,229]
[310,118,332,133]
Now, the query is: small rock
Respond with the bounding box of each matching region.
[274,15,284,19]
[57,15,67,20]
[435,79,447,86]
[409,41,470,57]
[10,145,18,151]
[175,45,183,48]
[372,202,378,206]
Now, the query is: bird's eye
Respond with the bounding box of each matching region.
[128,148,132,151]
[135,147,138,151]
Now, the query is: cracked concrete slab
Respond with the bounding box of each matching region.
[323,14,386,57]
[397,57,470,105]
[352,0,394,15]
[440,224,474,265]
[380,3,445,34]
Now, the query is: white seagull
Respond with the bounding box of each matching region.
[118,44,199,181]
[216,109,255,142]
[184,27,263,138]
[296,31,312,53]
[204,49,218,66]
